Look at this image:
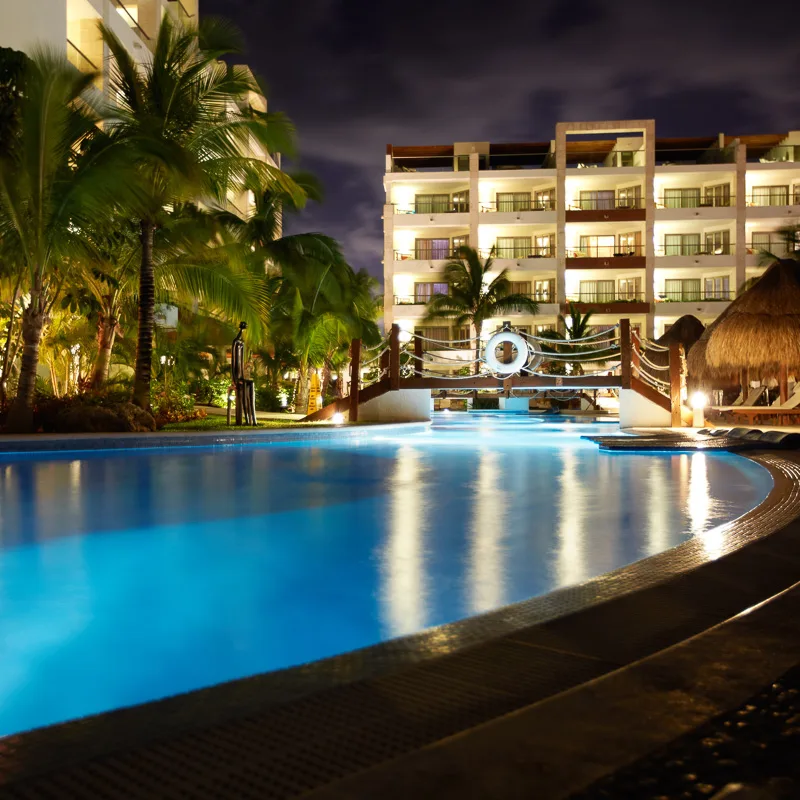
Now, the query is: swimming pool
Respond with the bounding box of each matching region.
[0,414,772,736]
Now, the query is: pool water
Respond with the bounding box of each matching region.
[0,414,772,736]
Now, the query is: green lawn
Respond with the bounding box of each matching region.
[161,416,303,432]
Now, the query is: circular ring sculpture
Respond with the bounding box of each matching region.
[484,331,531,374]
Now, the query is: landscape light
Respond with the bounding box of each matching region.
[691,391,707,428]
[398,330,412,344]
[332,412,345,425]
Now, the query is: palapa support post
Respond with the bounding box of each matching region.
[779,363,789,404]
[669,342,683,428]
[619,318,632,390]
[631,330,641,379]
[349,338,361,423]
[389,324,401,391]
[414,334,423,377]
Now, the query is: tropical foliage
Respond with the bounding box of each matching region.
[0,19,380,432]
[424,246,538,373]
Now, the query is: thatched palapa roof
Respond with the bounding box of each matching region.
[705,259,800,378]
[686,308,739,388]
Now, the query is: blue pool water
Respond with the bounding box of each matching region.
[0,414,772,736]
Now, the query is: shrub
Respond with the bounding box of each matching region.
[473,397,499,410]
[150,381,204,428]
[28,392,156,433]
[188,375,230,407]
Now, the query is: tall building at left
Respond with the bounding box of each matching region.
[0,1,199,79]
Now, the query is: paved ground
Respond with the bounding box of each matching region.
[576,665,800,799]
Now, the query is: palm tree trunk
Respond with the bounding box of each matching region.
[473,322,481,376]
[132,220,155,409]
[7,296,46,433]
[295,363,312,413]
[91,311,117,391]
[0,273,21,405]
[321,361,331,398]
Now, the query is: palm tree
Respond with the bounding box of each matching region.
[0,51,138,431]
[424,246,539,373]
[102,15,302,409]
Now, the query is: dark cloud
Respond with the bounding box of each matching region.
[204,0,800,282]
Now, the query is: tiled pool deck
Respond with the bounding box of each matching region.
[1,428,800,798]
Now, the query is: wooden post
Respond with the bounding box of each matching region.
[389,323,400,390]
[669,342,683,428]
[631,332,641,379]
[380,349,390,381]
[779,363,789,404]
[619,318,632,389]
[414,334,423,377]
[349,338,361,423]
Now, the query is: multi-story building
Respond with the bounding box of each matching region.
[384,120,800,351]
[0,0,198,78]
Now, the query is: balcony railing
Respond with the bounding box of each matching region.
[657,291,733,302]
[564,150,643,168]
[168,0,194,21]
[67,40,98,73]
[394,201,469,214]
[568,197,645,210]
[656,242,734,256]
[746,241,800,257]
[747,145,799,164]
[479,199,556,212]
[567,245,645,258]
[746,193,800,207]
[484,246,555,259]
[654,146,736,166]
[656,196,735,209]
[111,0,151,40]
[394,249,462,261]
[566,294,646,304]
[394,295,431,305]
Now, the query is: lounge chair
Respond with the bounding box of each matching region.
[734,386,765,407]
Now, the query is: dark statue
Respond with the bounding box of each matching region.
[228,321,257,426]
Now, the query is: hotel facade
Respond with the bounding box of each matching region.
[383,120,800,347]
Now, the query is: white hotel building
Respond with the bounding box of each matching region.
[383,120,800,345]
[0,0,198,76]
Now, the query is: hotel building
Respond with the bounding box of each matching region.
[383,120,800,347]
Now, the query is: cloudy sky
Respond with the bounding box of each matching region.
[204,0,800,283]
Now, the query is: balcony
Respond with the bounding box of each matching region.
[656,291,733,303]
[654,144,735,167]
[566,245,645,269]
[479,199,556,212]
[563,294,650,315]
[392,200,470,227]
[656,195,734,209]
[656,242,734,256]
[566,196,645,223]
[564,148,644,169]
[394,248,461,262]
[111,0,152,42]
[745,191,800,219]
[67,40,98,74]
[745,144,800,164]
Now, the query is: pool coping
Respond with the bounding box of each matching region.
[0,421,431,454]
[2,449,800,796]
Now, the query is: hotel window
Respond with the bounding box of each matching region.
[705,230,731,255]
[534,189,555,210]
[414,194,450,213]
[451,192,469,212]
[579,280,615,302]
[618,231,641,254]
[533,279,556,302]
[456,155,469,172]
[415,238,451,259]
[618,277,642,300]
[509,281,532,296]
[704,183,731,207]
[495,236,532,258]
[751,185,789,206]
[663,188,700,208]
[534,234,555,256]
[579,235,615,257]
[453,325,472,348]
[664,233,701,255]
[751,231,790,257]
[704,275,730,299]
[414,282,448,303]
[664,278,701,301]
[794,185,800,205]
[414,326,450,350]
[578,190,615,210]
[617,185,642,208]
[452,235,470,251]
[496,192,531,212]
[535,324,555,335]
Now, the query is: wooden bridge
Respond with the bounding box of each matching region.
[304,319,685,426]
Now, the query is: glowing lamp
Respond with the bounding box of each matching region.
[691,391,707,428]
[160,355,167,365]
[398,330,412,344]
[332,412,345,425]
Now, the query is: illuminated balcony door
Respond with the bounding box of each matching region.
[579,235,615,258]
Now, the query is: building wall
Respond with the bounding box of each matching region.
[384,120,800,351]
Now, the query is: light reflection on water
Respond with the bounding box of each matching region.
[0,412,773,736]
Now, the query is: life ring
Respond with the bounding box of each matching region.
[484,331,530,374]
